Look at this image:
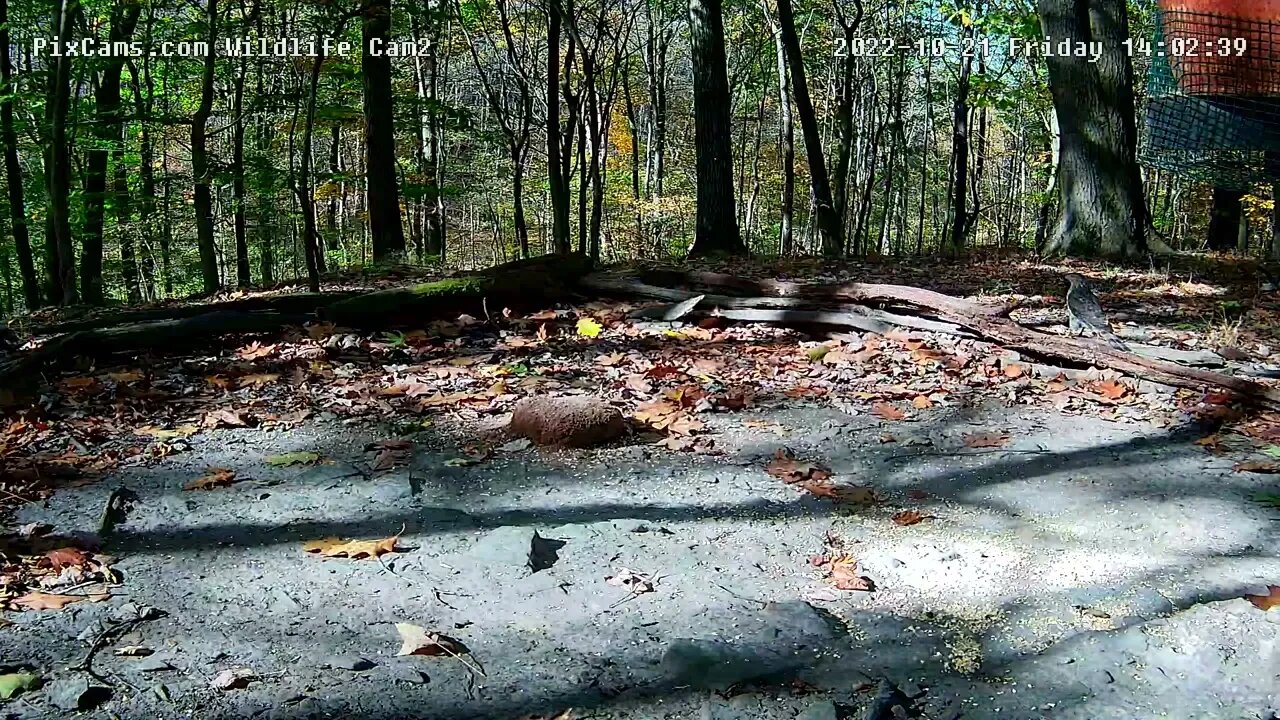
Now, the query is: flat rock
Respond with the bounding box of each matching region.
[47,676,111,711]
[509,395,625,447]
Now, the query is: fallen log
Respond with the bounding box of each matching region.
[582,274,972,336]
[0,311,309,384]
[20,291,361,336]
[324,253,593,327]
[639,269,1014,318]
[588,270,1280,408]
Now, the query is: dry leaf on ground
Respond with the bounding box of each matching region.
[9,591,85,611]
[211,668,255,690]
[871,402,906,421]
[821,554,876,592]
[963,432,1010,449]
[1234,461,1280,474]
[183,467,238,491]
[1245,586,1280,611]
[764,448,831,484]
[395,623,471,657]
[303,533,400,559]
[605,568,654,595]
[891,510,931,526]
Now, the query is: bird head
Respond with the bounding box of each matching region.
[1063,273,1090,290]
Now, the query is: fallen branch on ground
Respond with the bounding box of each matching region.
[582,269,1280,409]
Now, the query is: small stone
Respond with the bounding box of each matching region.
[386,665,429,684]
[325,655,375,671]
[48,676,111,711]
[211,668,255,690]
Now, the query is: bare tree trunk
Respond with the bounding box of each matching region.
[0,0,38,308]
[686,0,745,256]
[774,0,840,256]
[1038,0,1146,257]
[363,0,407,262]
[192,0,220,292]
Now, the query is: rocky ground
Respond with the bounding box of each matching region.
[3,396,1279,720]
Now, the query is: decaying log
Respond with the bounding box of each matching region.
[323,253,593,327]
[21,292,360,336]
[0,311,309,383]
[587,270,1280,408]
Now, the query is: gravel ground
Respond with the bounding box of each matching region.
[2,398,1279,719]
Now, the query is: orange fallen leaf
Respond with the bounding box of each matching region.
[237,372,280,388]
[765,449,831,484]
[1233,461,1280,474]
[9,591,84,611]
[304,532,401,559]
[871,403,906,421]
[183,467,238,491]
[963,432,1010,449]
[892,510,929,526]
[45,547,90,571]
[1093,379,1130,400]
[911,395,933,410]
[1003,363,1026,378]
[1245,586,1280,611]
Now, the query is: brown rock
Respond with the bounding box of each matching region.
[509,396,626,448]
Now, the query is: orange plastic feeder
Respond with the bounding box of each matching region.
[1159,0,1280,96]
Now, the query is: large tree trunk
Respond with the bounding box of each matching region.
[769,9,794,255]
[113,145,140,304]
[774,0,841,256]
[0,0,38,309]
[45,0,78,305]
[232,57,252,288]
[362,0,407,262]
[191,0,220,293]
[422,0,445,259]
[293,49,326,292]
[547,1,572,255]
[1038,0,1147,258]
[686,0,745,256]
[948,42,973,253]
[80,0,142,305]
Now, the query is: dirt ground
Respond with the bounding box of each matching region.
[3,396,1278,719]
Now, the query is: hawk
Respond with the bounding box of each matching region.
[1063,273,1128,350]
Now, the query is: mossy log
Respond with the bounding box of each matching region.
[323,253,593,327]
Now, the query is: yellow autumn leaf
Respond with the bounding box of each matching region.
[576,317,603,338]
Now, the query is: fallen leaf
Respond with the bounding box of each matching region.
[871,402,906,421]
[395,623,471,657]
[1233,461,1280,474]
[906,489,930,500]
[605,567,654,595]
[203,409,252,428]
[371,439,413,470]
[825,554,875,592]
[211,668,255,690]
[1003,363,1026,379]
[265,451,325,467]
[575,317,603,338]
[113,646,154,657]
[45,547,90,571]
[9,591,83,611]
[498,438,533,453]
[764,448,831,484]
[1245,586,1280,611]
[911,395,933,410]
[963,432,1009,449]
[892,510,929,526]
[237,373,280,389]
[183,467,238,491]
[1093,379,1130,400]
[303,533,400,559]
[0,672,39,699]
[107,370,144,383]
[135,424,199,440]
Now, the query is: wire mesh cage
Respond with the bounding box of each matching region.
[1142,0,1280,189]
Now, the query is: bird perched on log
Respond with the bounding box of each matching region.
[1063,273,1128,350]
